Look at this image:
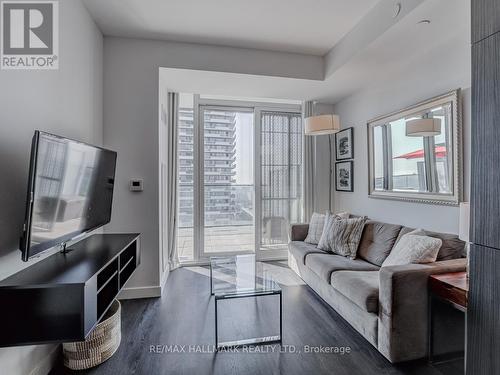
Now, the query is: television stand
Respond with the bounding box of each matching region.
[0,233,140,347]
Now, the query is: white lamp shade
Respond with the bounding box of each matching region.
[405,118,441,137]
[459,202,470,242]
[305,114,340,135]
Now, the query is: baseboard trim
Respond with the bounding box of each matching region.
[118,285,161,299]
[30,344,60,375]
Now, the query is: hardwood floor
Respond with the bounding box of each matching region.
[51,262,463,375]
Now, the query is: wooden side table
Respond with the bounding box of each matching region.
[428,272,468,363]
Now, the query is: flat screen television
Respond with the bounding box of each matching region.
[20,131,117,261]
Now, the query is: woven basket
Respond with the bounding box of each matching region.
[63,299,121,370]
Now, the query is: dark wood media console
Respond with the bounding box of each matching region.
[0,233,140,347]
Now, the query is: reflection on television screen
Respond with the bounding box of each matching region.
[29,133,116,249]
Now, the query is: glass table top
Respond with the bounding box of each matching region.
[210,254,281,298]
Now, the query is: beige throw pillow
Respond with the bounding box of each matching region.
[317,212,347,247]
[306,211,350,245]
[336,211,350,220]
[304,212,326,245]
[318,214,367,259]
[382,229,442,267]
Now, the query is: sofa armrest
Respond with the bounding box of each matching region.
[377,258,466,363]
[290,224,309,242]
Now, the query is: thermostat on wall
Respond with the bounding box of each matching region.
[130,179,144,192]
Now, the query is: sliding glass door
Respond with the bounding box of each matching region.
[176,96,302,263]
[256,110,303,259]
[201,107,255,257]
[177,94,195,262]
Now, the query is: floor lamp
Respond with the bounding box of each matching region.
[304,114,341,210]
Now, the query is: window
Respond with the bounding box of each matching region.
[368,90,461,205]
[260,111,303,250]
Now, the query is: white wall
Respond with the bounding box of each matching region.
[0,0,103,373]
[103,38,162,296]
[332,37,471,234]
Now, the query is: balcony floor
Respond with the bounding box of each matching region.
[178,225,254,261]
[177,225,287,261]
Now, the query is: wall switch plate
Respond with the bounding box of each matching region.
[130,179,144,192]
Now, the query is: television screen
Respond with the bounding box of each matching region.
[20,131,117,261]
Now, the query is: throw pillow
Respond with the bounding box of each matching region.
[304,212,326,245]
[396,227,463,261]
[318,215,367,259]
[317,211,350,249]
[382,230,442,267]
[336,211,350,220]
[407,228,427,237]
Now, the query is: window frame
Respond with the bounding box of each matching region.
[367,90,462,206]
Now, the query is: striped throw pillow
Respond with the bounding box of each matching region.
[318,214,367,259]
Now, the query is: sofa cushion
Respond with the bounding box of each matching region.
[397,227,465,261]
[288,241,326,265]
[305,253,379,282]
[357,221,402,266]
[330,271,380,313]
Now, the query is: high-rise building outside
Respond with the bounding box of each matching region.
[178,107,239,228]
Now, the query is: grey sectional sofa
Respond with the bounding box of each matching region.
[288,219,467,363]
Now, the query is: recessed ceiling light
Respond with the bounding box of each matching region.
[418,20,431,25]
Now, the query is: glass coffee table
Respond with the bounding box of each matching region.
[210,254,282,350]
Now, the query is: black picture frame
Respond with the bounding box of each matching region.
[335,127,354,160]
[335,161,354,192]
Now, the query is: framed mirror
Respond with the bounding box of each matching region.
[367,90,462,205]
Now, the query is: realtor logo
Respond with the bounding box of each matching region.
[1,1,58,69]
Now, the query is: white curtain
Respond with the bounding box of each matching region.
[303,101,315,222]
[166,92,180,270]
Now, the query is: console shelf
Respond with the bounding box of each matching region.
[0,233,140,347]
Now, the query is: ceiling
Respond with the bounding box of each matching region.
[83,0,470,104]
[82,0,378,55]
[160,0,471,103]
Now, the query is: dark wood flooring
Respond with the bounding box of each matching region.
[51,264,464,375]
